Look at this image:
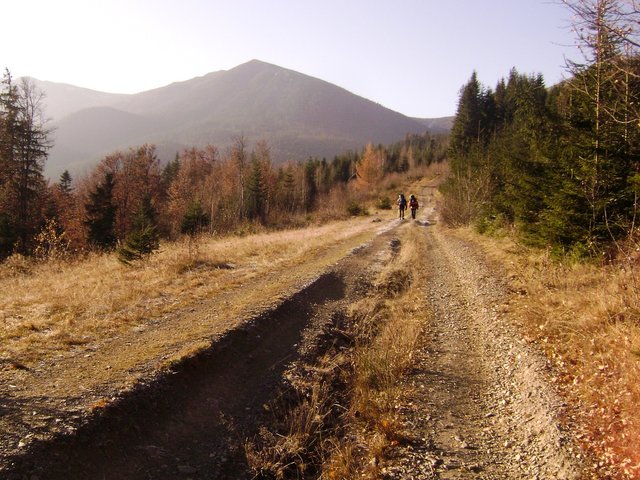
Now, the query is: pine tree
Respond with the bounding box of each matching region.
[0,73,50,254]
[441,72,496,225]
[303,161,317,212]
[58,170,73,194]
[449,71,485,162]
[117,195,159,264]
[246,156,267,222]
[84,172,117,249]
[554,0,639,249]
[180,200,209,235]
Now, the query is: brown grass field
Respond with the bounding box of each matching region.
[0,217,388,371]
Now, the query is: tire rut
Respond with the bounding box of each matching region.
[2,230,397,480]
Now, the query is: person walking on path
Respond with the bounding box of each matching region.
[409,194,419,219]
[397,193,407,219]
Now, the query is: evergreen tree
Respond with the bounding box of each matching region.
[0,72,50,254]
[449,71,485,162]
[117,195,159,264]
[161,154,180,192]
[84,172,117,249]
[0,212,16,259]
[279,166,297,213]
[553,0,640,249]
[492,72,552,237]
[58,170,73,194]
[180,200,209,235]
[303,161,317,212]
[246,157,267,221]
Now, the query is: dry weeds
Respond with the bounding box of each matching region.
[332,225,429,478]
[454,228,640,480]
[244,223,430,480]
[0,217,383,369]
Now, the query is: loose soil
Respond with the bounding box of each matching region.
[1,181,588,479]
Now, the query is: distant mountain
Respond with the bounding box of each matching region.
[412,116,454,134]
[27,79,127,121]
[30,60,450,178]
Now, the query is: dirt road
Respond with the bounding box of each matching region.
[378,185,583,479]
[1,182,586,479]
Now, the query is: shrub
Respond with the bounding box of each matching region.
[376,196,392,210]
[347,201,368,216]
[117,224,159,265]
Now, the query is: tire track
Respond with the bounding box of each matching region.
[2,229,398,480]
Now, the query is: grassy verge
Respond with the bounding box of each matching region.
[453,228,640,480]
[0,218,383,368]
[246,224,430,479]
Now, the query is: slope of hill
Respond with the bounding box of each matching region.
[31,60,445,178]
[29,78,128,121]
[412,115,454,134]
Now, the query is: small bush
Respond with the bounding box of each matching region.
[376,196,392,210]
[33,219,70,260]
[347,201,369,216]
[117,225,159,265]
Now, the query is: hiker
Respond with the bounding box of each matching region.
[409,194,419,219]
[397,193,407,219]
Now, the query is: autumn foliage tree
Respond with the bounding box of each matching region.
[355,143,385,193]
[166,145,217,236]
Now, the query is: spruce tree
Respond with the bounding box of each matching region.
[58,170,73,194]
[303,161,317,212]
[117,195,159,264]
[180,200,209,235]
[246,157,266,221]
[0,72,50,254]
[84,172,117,249]
[449,71,485,162]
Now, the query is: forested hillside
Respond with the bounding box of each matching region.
[0,68,447,261]
[30,60,430,177]
[442,0,640,258]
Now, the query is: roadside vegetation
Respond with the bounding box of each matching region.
[438,2,640,478]
[454,228,640,479]
[0,218,383,369]
[246,222,430,479]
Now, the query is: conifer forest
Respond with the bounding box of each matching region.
[443,0,640,258]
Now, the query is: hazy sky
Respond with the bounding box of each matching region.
[1,0,579,118]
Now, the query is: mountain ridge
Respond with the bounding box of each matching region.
[28,60,451,178]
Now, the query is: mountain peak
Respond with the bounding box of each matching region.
[38,61,438,178]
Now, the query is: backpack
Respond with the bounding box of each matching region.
[399,195,407,207]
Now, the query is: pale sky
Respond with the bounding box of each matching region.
[0,0,578,118]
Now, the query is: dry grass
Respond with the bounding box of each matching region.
[321,225,429,479]
[246,360,346,480]
[454,228,640,479]
[244,223,430,480]
[0,217,384,368]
